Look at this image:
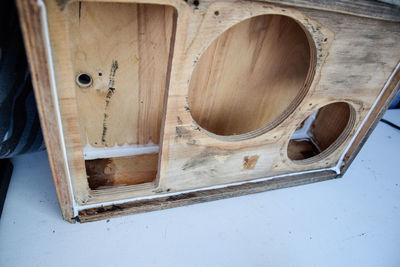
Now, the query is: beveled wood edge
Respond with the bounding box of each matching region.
[340,66,400,175]
[16,0,76,223]
[78,170,337,222]
[255,0,400,22]
[76,67,400,223]
[54,0,400,22]
[15,0,400,223]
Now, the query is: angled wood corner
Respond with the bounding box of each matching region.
[16,0,400,223]
[16,0,75,222]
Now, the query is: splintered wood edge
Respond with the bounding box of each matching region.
[78,170,338,222]
[16,0,76,223]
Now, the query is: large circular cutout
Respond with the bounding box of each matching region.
[287,102,355,163]
[188,14,315,139]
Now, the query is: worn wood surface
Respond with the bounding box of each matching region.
[78,170,338,222]
[68,2,176,148]
[16,0,75,222]
[341,74,400,174]
[17,0,400,222]
[86,153,158,189]
[257,0,400,22]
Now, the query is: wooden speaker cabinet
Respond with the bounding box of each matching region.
[17,0,400,222]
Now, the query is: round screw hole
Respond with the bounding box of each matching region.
[193,0,199,6]
[76,73,92,88]
[214,10,219,16]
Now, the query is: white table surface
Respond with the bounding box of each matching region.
[1,110,399,267]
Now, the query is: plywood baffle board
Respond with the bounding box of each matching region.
[16,0,400,222]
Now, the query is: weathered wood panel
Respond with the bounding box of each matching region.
[16,0,400,222]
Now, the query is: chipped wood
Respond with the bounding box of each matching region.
[16,0,400,222]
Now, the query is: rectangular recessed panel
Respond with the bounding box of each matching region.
[85,154,158,189]
[66,2,176,188]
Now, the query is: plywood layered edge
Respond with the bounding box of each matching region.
[16,0,400,223]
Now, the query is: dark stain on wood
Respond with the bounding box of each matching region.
[177,116,183,125]
[101,60,119,146]
[78,170,339,222]
[166,192,196,201]
[78,1,82,21]
[56,0,72,11]
[182,148,230,170]
[85,158,116,189]
[243,155,259,170]
[287,139,320,160]
[175,126,190,138]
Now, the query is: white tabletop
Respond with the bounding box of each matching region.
[1,110,399,267]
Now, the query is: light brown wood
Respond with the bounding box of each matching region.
[86,153,158,189]
[312,102,351,151]
[15,0,76,222]
[16,0,400,222]
[68,2,176,147]
[288,102,354,162]
[188,14,313,138]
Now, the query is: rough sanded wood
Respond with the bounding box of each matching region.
[68,2,176,147]
[16,0,400,223]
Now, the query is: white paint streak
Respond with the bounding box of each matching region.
[291,109,318,140]
[39,0,399,215]
[83,142,159,160]
[76,166,338,210]
[334,62,400,174]
[37,0,78,217]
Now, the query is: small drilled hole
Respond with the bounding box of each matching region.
[214,10,219,16]
[193,0,199,6]
[76,73,92,88]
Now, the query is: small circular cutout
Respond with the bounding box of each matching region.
[188,14,315,140]
[76,73,93,88]
[287,102,355,163]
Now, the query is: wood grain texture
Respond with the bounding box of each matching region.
[67,2,176,147]
[312,102,351,151]
[188,14,313,138]
[86,153,158,189]
[15,0,75,222]
[256,0,400,22]
[17,0,400,222]
[78,170,338,222]
[340,72,400,174]
[287,102,354,163]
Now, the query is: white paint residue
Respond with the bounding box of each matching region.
[83,142,159,160]
[77,166,339,211]
[37,0,78,216]
[38,0,400,215]
[335,62,400,174]
[291,110,318,140]
[214,155,229,163]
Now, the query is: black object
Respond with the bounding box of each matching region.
[380,118,400,131]
[0,0,46,217]
[0,0,45,159]
[0,159,13,218]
